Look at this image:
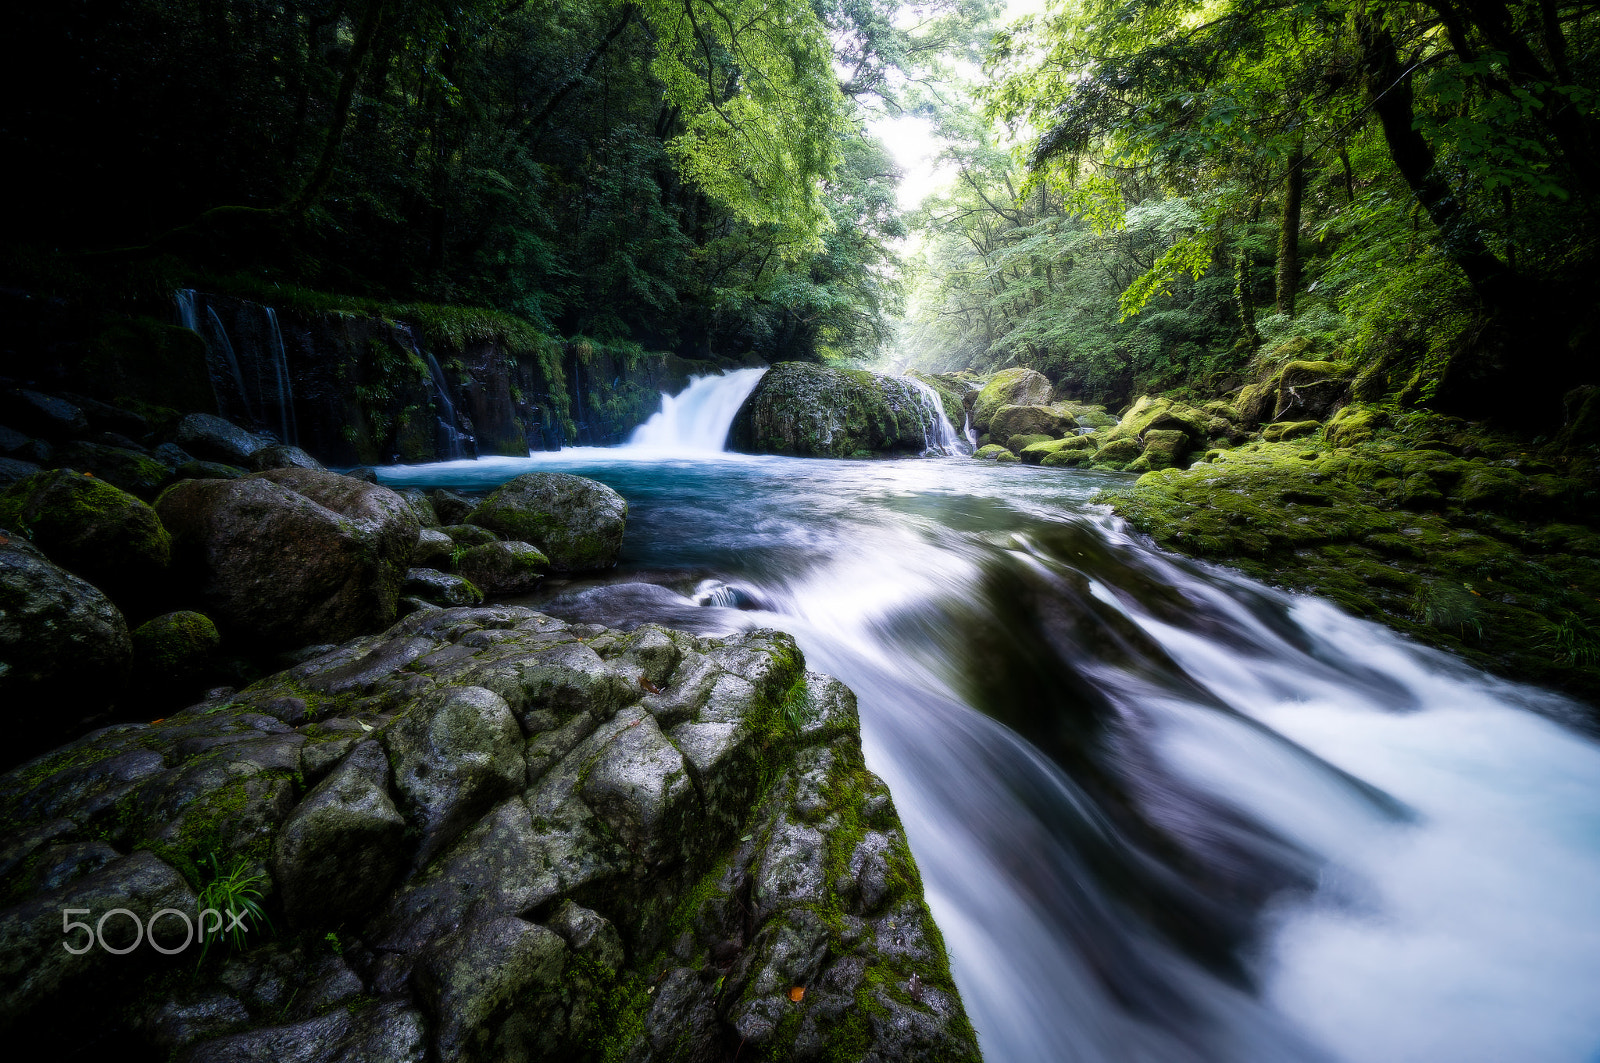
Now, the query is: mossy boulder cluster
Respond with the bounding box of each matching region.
[0,606,979,1062]
[729,362,951,458]
[0,411,630,763]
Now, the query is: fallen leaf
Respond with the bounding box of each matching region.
[149,718,165,725]
[787,987,805,1003]
[639,675,661,694]
[358,720,374,732]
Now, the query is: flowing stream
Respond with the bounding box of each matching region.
[377,371,1600,1063]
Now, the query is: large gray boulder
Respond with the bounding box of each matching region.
[729,361,942,457]
[0,535,132,752]
[0,607,980,1061]
[467,473,625,573]
[174,413,269,466]
[155,469,419,649]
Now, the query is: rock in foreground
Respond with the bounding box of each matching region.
[0,606,979,1062]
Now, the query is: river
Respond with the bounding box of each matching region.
[375,371,1600,1063]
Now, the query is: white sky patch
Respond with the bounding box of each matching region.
[868,0,1050,211]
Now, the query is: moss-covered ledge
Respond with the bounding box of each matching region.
[1095,414,1600,710]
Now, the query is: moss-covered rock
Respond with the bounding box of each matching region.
[1131,428,1192,472]
[0,534,132,757]
[1006,432,1054,453]
[1089,436,1144,470]
[972,444,1015,462]
[972,367,1053,432]
[1056,401,1119,429]
[990,403,1077,441]
[1020,435,1098,466]
[1262,420,1322,442]
[466,473,625,573]
[50,443,171,500]
[0,607,979,1060]
[131,610,220,689]
[154,469,419,650]
[1099,436,1600,705]
[729,362,945,458]
[1327,404,1387,448]
[454,541,547,597]
[0,469,170,607]
[402,567,485,607]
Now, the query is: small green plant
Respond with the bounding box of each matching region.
[1541,613,1600,666]
[1410,581,1483,639]
[196,853,272,961]
[449,544,469,569]
[324,931,343,955]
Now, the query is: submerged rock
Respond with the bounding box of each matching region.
[155,469,419,649]
[0,606,980,1061]
[467,473,625,573]
[729,361,945,458]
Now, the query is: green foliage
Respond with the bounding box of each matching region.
[195,852,272,962]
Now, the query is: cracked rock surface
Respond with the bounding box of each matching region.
[0,605,980,1062]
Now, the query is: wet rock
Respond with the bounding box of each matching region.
[414,916,572,1063]
[174,413,268,465]
[413,526,454,567]
[546,899,624,968]
[156,469,418,649]
[430,488,476,524]
[0,389,87,440]
[0,425,52,464]
[402,567,483,607]
[468,473,626,573]
[147,993,252,1053]
[972,443,1015,462]
[0,457,42,488]
[0,851,195,1029]
[972,367,1052,432]
[182,1001,426,1063]
[729,362,947,458]
[0,468,170,604]
[52,442,172,499]
[132,610,221,689]
[273,740,406,925]
[384,685,523,866]
[396,488,440,527]
[439,523,498,546]
[0,535,132,751]
[248,444,325,472]
[1021,435,1097,466]
[454,540,547,596]
[990,403,1077,441]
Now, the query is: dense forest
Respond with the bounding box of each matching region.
[899,0,1600,424]
[4,0,987,364]
[2,0,1597,425]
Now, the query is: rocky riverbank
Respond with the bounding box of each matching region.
[0,394,980,1060]
[959,360,1600,714]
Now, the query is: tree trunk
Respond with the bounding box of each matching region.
[286,0,389,214]
[1275,139,1305,317]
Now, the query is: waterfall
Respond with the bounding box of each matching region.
[263,307,297,447]
[902,376,971,455]
[421,346,474,460]
[624,367,767,453]
[174,289,299,444]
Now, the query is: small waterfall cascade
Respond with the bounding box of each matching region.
[262,307,297,446]
[625,367,768,453]
[903,376,971,455]
[174,289,299,444]
[419,343,475,460]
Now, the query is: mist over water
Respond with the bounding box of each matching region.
[377,376,1600,1063]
